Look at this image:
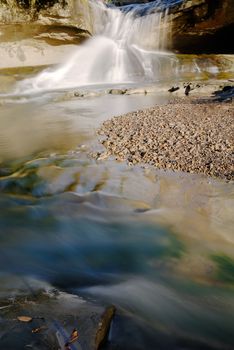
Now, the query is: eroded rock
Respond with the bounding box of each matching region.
[167,0,234,53]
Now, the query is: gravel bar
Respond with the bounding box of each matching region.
[97,101,234,180]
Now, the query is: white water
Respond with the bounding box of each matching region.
[15,0,176,93]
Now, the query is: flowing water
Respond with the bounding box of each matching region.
[12,0,176,94]
[0,1,234,349]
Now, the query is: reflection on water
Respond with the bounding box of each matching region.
[0,93,168,161]
[0,91,234,349]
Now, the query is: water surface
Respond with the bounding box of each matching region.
[0,85,234,349]
[0,0,234,348]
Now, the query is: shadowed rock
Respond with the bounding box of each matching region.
[0,290,115,350]
[118,0,234,54]
[168,86,180,93]
[212,85,234,102]
[169,0,234,53]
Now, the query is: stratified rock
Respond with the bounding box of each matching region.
[0,0,92,34]
[168,0,234,53]
[116,0,234,53]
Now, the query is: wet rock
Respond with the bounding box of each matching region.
[0,290,115,350]
[168,86,180,93]
[184,84,191,96]
[212,85,234,102]
[125,88,147,95]
[74,91,85,97]
[95,306,116,349]
[108,89,127,95]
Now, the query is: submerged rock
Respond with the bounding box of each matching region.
[0,289,115,350]
[108,88,127,95]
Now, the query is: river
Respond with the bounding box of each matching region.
[0,1,234,349]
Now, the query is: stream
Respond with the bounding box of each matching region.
[0,0,234,349]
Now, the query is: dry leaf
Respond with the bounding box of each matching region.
[70,328,79,342]
[17,316,32,323]
[64,328,79,349]
[32,326,47,333]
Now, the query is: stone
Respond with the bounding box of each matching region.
[108,89,127,95]
[98,98,234,180]
[0,291,115,350]
[168,86,180,93]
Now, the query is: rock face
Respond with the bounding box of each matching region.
[0,0,92,34]
[0,0,92,69]
[168,0,234,53]
[118,0,234,53]
[0,0,233,55]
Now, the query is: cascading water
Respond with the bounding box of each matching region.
[15,0,177,93]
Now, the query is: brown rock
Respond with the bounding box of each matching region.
[168,0,234,53]
[95,306,116,350]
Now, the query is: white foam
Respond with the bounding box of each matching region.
[15,0,175,93]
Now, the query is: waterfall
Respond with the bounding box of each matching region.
[16,0,176,93]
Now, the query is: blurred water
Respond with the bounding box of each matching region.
[0,91,234,348]
[0,92,169,161]
[0,0,234,347]
[0,145,234,348]
[12,0,176,94]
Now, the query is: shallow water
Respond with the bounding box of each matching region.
[0,82,234,349]
[0,0,234,347]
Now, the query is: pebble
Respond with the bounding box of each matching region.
[97,99,234,181]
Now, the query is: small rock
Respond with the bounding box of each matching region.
[185,84,191,96]
[168,86,180,93]
[108,89,126,95]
